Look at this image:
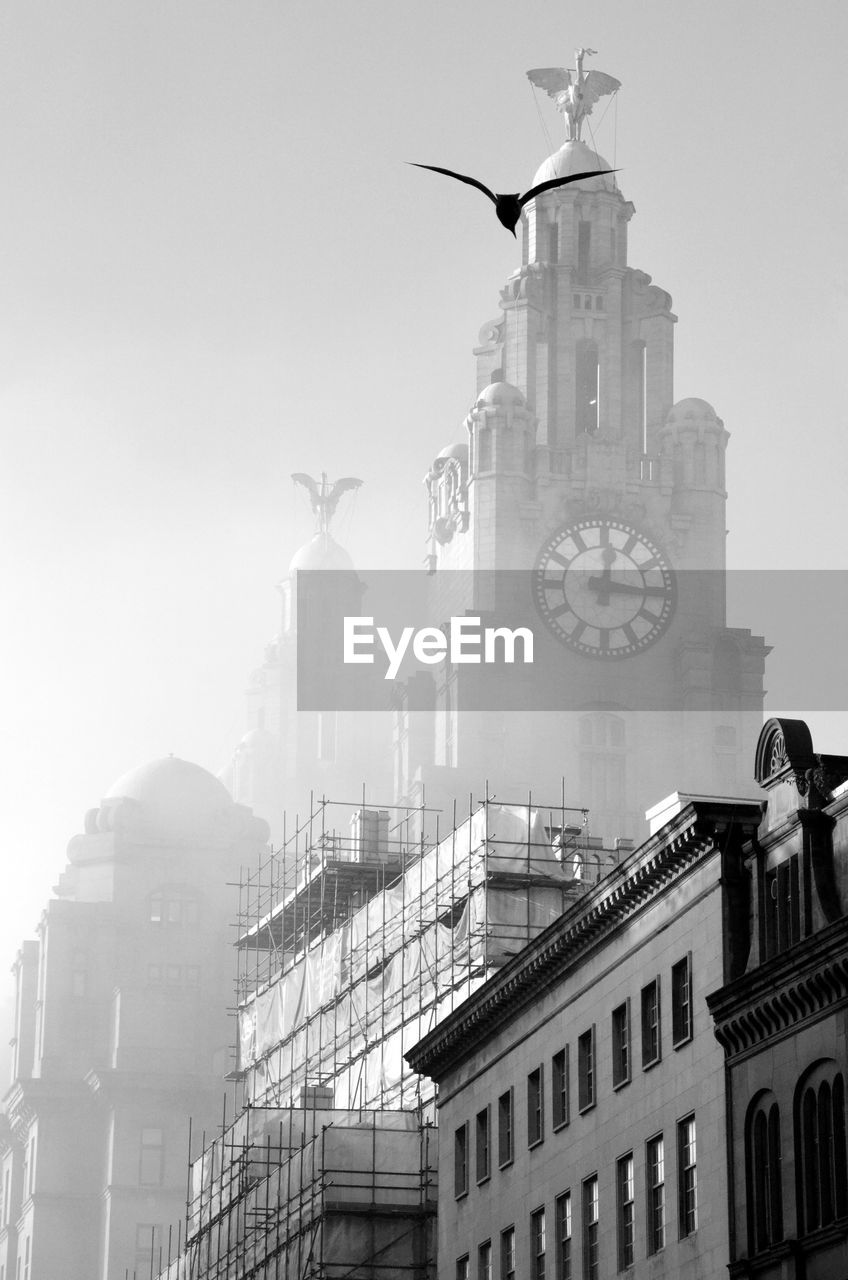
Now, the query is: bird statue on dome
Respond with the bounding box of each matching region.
[291,472,362,535]
[408,163,616,237]
[527,48,621,143]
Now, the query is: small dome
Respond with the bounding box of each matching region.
[288,532,355,574]
[531,139,618,193]
[104,757,234,839]
[475,380,526,409]
[666,397,720,425]
[436,441,469,464]
[238,727,279,752]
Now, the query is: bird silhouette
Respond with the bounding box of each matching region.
[409,163,617,235]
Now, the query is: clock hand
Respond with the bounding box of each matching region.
[586,575,670,599]
[593,545,617,606]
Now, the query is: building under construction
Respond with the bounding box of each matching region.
[156,791,624,1279]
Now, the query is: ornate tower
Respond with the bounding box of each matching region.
[403,54,769,841]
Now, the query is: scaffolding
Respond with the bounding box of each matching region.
[157,1107,436,1280]
[235,791,621,1115]
[156,790,623,1280]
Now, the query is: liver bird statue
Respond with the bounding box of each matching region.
[527,48,620,143]
[291,472,362,534]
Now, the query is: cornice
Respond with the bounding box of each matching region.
[407,800,760,1080]
[707,918,848,1058]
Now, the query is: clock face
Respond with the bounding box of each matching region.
[533,519,676,658]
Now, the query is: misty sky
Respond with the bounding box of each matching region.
[1,0,847,980]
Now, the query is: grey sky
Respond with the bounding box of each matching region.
[1,0,847,971]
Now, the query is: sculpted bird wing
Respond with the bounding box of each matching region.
[580,69,622,107]
[526,67,573,97]
[409,163,497,205]
[519,170,618,207]
[329,478,363,501]
[291,473,320,501]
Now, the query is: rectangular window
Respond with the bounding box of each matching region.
[528,1066,544,1146]
[616,1153,635,1270]
[498,1089,514,1167]
[578,1028,595,1112]
[765,856,801,957]
[476,1106,491,1183]
[577,221,591,284]
[478,1240,492,1280]
[677,1116,698,1237]
[531,1207,546,1280]
[555,1192,572,1280]
[552,1047,569,1129]
[456,1257,469,1280]
[139,1128,165,1187]
[27,1137,35,1197]
[582,1176,599,1280]
[612,1001,630,1088]
[455,1123,469,1198]
[641,979,661,1068]
[646,1135,666,1254]
[500,1226,516,1280]
[149,893,163,924]
[671,956,693,1046]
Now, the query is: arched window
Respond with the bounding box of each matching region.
[795,1062,848,1234]
[745,1093,783,1252]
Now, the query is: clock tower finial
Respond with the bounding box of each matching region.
[527,48,620,143]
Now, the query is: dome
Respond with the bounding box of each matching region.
[288,532,355,574]
[666,397,720,425]
[531,139,618,193]
[104,757,234,839]
[436,441,469,464]
[474,380,526,409]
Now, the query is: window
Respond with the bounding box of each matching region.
[528,1066,544,1146]
[531,1207,546,1280]
[22,1239,29,1280]
[457,1257,470,1280]
[555,1192,572,1280]
[796,1065,848,1233]
[552,1047,569,1129]
[746,1096,783,1253]
[455,1123,469,1198]
[478,1240,492,1280]
[27,1136,35,1197]
[582,1176,599,1280]
[677,1116,698,1237]
[641,979,661,1068]
[646,1135,665,1254]
[498,1089,514,1167]
[616,1154,634,1269]
[671,956,693,1046]
[764,856,801,957]
[577,221,591,284]
[500,1226,515,1280]
[149,893,163,924]
[612,1002,630,1088]
[575,341,600,434]
[578,1028,595,1112]
[186,965,200,987]
[139,1128,165,1187]
[476,1106,491,1183]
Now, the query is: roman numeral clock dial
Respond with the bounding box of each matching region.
[533,519,676,658]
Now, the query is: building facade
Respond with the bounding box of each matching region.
[0,758,268,1280]
[399,118,768,843]
[708,718,848,1279]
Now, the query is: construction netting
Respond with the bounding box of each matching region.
[238,803,608,1108]
[159,1108,436,1280]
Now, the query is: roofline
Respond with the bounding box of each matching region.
[405,797,762,1081]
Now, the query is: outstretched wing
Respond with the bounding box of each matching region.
[291,473,320,501]
[329,477,363,501]
[409,163,497,206]
[519,170,618,207]
[526,67,573,97]
[579,69,621,109]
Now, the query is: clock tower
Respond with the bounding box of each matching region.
[398,60,769,842]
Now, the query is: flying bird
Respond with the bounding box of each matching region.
[409,163,617,236]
